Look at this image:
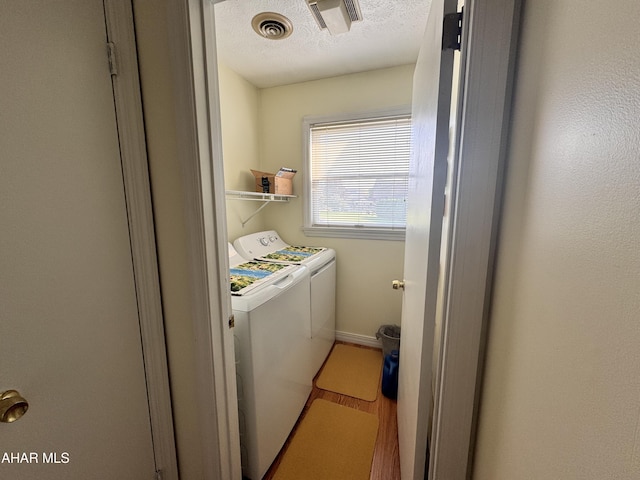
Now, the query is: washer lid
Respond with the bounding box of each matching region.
[228,242,298,295]
[230,260,297,296]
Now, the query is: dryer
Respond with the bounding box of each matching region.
[228,244,312,480]
[233,231,336,377]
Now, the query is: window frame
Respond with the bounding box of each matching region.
[302,106,412,241]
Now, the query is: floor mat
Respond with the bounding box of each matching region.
[315,344,382,401]
[272,399,379,480]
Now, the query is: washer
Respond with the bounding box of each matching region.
[233,231,336,377]
[228,244,312,480]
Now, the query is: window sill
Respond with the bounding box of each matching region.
[302,226,405,241]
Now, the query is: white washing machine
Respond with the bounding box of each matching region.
[233,231,336,377]
[228,244,312,480]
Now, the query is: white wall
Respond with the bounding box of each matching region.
[260,66,414,338]
[473,0,640,478]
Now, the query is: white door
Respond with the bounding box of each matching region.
[396,0,458,478]
[0,1,157,478]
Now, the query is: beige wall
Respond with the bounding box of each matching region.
[218,62,266,240]
[218,65,414,337]
[473,0,640,478]
[133,1,204,478]
[260,66,413,337]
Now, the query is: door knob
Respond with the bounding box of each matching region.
[392,280,405,290]
[0,390,29,423]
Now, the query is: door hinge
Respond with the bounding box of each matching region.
[107,42,118,76]
[442,11,463,51]
[228,314,235,329]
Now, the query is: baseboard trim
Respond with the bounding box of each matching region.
[335,331,381,349]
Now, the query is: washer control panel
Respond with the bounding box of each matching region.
[234,230,284,259]
[258,234,279,247]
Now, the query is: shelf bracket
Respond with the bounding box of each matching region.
[225,190,296,227]
[239,200,271,227]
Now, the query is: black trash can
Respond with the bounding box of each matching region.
[376,324,401,358]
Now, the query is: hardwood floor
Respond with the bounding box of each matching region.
[263,341,401,480]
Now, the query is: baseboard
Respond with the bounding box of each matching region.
[335,330,381,349]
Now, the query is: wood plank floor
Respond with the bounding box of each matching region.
[263,341,401,480]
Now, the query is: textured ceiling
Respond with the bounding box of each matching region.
[213,0,431,88]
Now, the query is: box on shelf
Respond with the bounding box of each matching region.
[251,168,296,195]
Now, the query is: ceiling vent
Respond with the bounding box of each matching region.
[251,12,293,40]
[306,0,363,35]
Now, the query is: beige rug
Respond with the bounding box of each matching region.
[272,399,379,480]
[316,344,383,401]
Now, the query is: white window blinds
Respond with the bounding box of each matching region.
[308,114,411,232]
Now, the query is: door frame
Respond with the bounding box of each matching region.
[428,0,521,478]
[163,0,242,478]
[104,1,178,479]
[167,0,521,479]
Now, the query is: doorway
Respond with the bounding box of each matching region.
[212,1,435,479]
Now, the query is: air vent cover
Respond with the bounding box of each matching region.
[306,0,363,35]
[251,12,293,40]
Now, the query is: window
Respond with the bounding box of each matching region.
[303,107,411,240]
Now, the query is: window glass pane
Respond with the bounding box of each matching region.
[309,115,411,230]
